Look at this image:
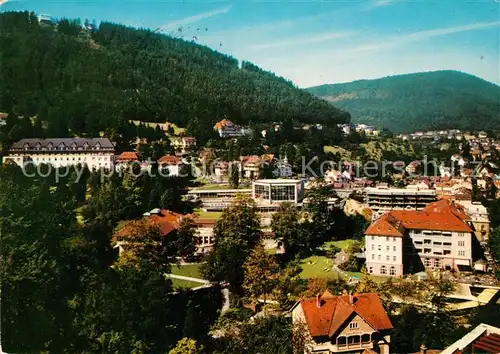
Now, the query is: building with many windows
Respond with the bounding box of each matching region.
[2,138,115,170]
[365,199,474,277]
[252,179,305,205]
[213,119,251,138]
[365,185,436,213]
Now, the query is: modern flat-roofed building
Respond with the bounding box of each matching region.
[187,188,252,211]
[252,179,305,205]
[365,199,473,277]
[365,186,436,213]
[3,138,115,170]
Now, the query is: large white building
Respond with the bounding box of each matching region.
[365,199,474,277]
[365,185,436,213]
[252,179,305,205]
[3,138,115,170]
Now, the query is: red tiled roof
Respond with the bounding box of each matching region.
[423,199,471,221]
[114,209,189,240]
[214,119,236,129]
[366,200,473,236]
[116,151,139,162]
[365,213,405,237]
[158,155,182,165]
[299,293,392,338]
[473,333,500,353]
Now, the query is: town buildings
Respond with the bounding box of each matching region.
[2,138,115,170]
[365,199,474,277]
[113,208,216,256]
[252,179,305,205]
[158,155,186,177]
[214,119,250,138]
[291,291,392,354]
[365,185,437,214]
[172,137,197,151]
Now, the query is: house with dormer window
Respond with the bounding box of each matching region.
[292,291,392,354]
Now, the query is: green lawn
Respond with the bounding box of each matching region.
[170,263,203,279]
[194,209,223,220]
[324,239,354,251]
[299,256,339,279]
[171,278,202,289]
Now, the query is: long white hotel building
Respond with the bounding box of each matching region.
[2,138,115,170]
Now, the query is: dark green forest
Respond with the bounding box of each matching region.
[0,11,349,147]
[307,70,500,132]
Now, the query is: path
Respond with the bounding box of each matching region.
[165,273,207,284]
[165,274,231,314]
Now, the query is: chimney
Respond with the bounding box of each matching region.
[316,294,321,308]
[420,344,427,354]
[349,294,353,305]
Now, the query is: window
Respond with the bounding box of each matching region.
[371,244,374,250]
[372,254,375,260]
[424,239,431,244]
[434,259,442,268]
[390,266,396,276]
[386,237,389,241]
[393,237,396,242]
[386,255,390,261]
[458,241,465,247]
[380,265,387,274]
[378,245,381,251]
[393,256,396,262]
[424,258,432,267]
[458,250,465,257]
[393,246,396,251]
[415,248,422,253]
[378,255,381,260]
[444,250,451,255]
[369,267,373,273]
[386,246,390,251]
[349,322,358,329]
[458,232,465,237]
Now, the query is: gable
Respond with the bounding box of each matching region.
[337,313,375,337]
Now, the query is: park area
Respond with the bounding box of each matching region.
[299,239,389,283]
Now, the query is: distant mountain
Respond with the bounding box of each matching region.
[307,71,500,133]
[0,12,349,145]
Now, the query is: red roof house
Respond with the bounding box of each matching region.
[292,292,392,353]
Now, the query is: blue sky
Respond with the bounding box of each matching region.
[1,0,499,87]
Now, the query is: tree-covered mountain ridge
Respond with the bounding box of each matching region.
[0,11,349,144]
[307,70,500,133]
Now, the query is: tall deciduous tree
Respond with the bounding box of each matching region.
[243,242,280,309]
[202,196,261,292]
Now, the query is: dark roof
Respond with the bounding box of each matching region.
[10,138,114,150]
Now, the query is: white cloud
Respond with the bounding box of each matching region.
[339,21,500,56]
[249,31,357,50]
[0,0,9,6]
[159,5,232,32]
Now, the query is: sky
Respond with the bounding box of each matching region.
[1,0,499,88]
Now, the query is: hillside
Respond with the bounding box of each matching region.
[0,12,349,145]
[307,71,500,132]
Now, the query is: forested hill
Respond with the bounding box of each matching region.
[0,11,349,144]
[307,71,500,133]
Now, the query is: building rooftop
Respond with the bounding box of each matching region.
[366,199,473,235]
[295,292,392,338]
[10,138,115,151]
[441,323,500,354]
[253,179,303,184]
